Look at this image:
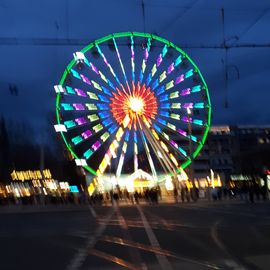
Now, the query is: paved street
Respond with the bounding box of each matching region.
[1,201,270,270]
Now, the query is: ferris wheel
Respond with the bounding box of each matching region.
[54,32,211,188]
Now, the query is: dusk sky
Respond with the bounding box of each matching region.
[0,0,270,140]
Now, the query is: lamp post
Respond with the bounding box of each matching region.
[187,107,196,201]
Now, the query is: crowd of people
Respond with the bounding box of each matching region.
[89,186,162,206]
[0,182,269,206]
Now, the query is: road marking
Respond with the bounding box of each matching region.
[87,205,97,219]
[136,205,173,270]
[89,248,141,270]
[211,220,246,270]
[115,206,148,269]
[66,207,115,270]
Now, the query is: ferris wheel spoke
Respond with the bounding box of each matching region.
[97,127,125,177]
[70,120,115,147]
[145,44,168,87]
[115,130,130,179]
[138,37,152,84]
[149,53,182,87]
[158,84,203,102]
[112,37,131,94]
[68,67,116,98]
[59,101,112,112]
[81,128,115,160]
[95,43,122,87]
[139,52,182,94]
[154,68,194,97]
[133,131,138,171]
[73,51,118,95]
[154,118,199,144]
[63,110,113,131]
[130,35,135,82]
[137,124,158,181]
[151,125,189,161]
[59,85,113,103]
[139,119,178,175]
[158,108,206,128]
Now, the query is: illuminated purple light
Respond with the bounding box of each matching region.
[82,130,92,139]
[75,117,87,125]
[104,58,109,66]
[182,116,192,123]
[91,63,99,74]
[75,88,86,97]
[178,129,187,137]
[144,49,149,60]
[183,103,193,109]
[80,74,91,85]
[167,63,174,74]
[175,74,184,84]
[180,88,191,96]
[157,54,162,66]
[170,140,178,148]
[73,103,85,110]
[92,141,101,151]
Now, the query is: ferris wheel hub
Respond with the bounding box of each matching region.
[128,97,144,114]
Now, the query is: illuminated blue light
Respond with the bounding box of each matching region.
[107,80,115,90]
[179,147,187,157]
[102,119,113,126]
[152,79,159,90]
[98,112,110,119]
[162,45,168,57]
[125,131,130,141]
[158,118,167,125]
[175,55,182,66]
[160,103,170,109]
[139,71,143,83]
[194,102,204,109]
[160,111,169,117]
[109,125,117,134]
[70,185,79,193]
[159,94,169,102]
[97,104,109,110]
[146,74,152,86]
[193,119,203,126]
[70,69,81,80]
[101,86,112,96]
[190,135,197,142]
[153,124,161,133]
[84,149,93,159]
[98,95,109,103]
[157,86,165,95]
[66,86,75,94]
[185,69,193,79]
[191,85,201,93]
[134,132,138,143]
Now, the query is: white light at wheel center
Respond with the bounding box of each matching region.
[129,97,144,113]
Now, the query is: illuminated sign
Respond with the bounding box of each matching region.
[230,175,252,181]
[11,169,52,181]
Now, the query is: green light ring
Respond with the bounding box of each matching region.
[55,32,211,176]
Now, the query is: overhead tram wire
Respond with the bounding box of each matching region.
[0,37,270,48]
[158,0,199,36]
